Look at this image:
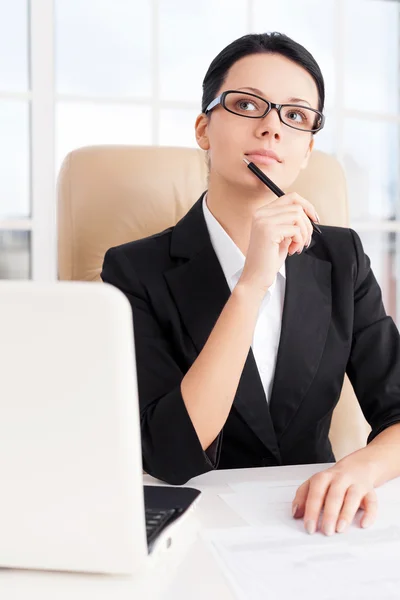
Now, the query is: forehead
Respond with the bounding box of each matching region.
[222,53,319,108]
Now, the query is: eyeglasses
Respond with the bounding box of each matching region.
[205,90,325,133]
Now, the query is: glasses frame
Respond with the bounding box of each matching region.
[205,89,325,133]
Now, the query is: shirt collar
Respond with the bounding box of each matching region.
[202,194,286,287]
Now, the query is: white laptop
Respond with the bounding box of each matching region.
[0,281,201,574]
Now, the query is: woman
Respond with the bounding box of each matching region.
[101,32,400,536]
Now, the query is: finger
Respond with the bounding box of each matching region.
[288,213,312,254]
[278,192,319,224]
[334,484,366,534]
[321,482,351,536]
[258,214,305,249]
[258,204,313,246]
[265,209,310,251]
[268,224,303,249]
[263,206,311,239]
[292,480,310,519]
[360,490,378,529]
[275,195,316,245]
[303,471,333,534]
[288,201,314,246]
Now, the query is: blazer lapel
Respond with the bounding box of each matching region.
[165,243,231,350]
[164,197,280,459]
[269,249,332,440]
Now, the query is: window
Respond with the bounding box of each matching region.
[1,0,400,324]
[0,0,31,279]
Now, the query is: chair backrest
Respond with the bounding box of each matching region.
[57,145,370,459]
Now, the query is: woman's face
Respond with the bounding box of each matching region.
[196,53,320,194]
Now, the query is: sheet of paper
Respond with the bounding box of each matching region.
[223,477,400,527]
[219,489,296,526]
[226,484,298,503]
[215,477,400,599]
[230,477,400,500]
[228,479,304,493]
[203,521,400,600]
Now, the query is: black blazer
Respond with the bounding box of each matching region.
[101,195,400,485]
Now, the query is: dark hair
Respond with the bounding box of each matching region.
[201,32,325,115]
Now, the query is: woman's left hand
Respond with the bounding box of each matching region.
[292,458,378,536]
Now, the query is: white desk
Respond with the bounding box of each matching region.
[157,462,330,600]
[0,463,367,599]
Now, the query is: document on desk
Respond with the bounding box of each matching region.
[228,479,304,493]
[221,478,400,526]
[208,478,400,599]
[219,485,299,526]
[203,520,400,600]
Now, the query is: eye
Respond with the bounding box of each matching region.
[286,109,306,123]
[236,100,259,112]
[282,106,315,129]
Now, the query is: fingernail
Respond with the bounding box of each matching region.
[306,520,316,535]
[337,519,347,534]
[314,212,320,224]
[324,522,335,536]
[292,504,299,518]
[297,249,302,255]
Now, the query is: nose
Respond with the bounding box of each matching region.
[254,107,282,139]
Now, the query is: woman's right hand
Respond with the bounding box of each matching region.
[238,192,319,295]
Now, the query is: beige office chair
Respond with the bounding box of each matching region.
[57,145,371,461]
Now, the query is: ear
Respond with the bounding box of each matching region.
[195,113,210,151]
[300,136,314,170]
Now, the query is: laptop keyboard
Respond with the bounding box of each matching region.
[145,507,179,545]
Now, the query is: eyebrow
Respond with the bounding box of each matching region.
[236,87,312,107]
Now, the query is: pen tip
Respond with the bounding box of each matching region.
[242,157,250,165]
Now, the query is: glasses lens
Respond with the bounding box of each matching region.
[224,92,268,118]
[281,105,321,131]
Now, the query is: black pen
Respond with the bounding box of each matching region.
[242,157,322,235]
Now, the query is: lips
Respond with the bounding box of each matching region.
[245,149,282,164]
[245,153,280,166]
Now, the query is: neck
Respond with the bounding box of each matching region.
[206,173,276,255]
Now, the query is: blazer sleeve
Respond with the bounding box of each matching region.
[346,229,400,444]
[101,245,222,485]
